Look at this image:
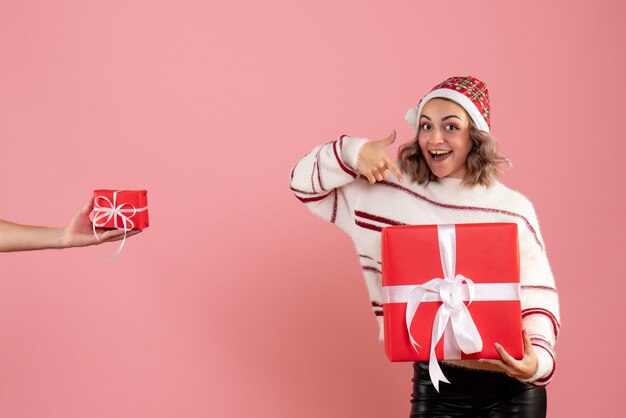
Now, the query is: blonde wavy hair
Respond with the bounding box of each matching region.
[398,100,509,187]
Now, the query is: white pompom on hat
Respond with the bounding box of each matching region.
[405,76,491,133]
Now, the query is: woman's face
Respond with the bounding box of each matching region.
[418,98,473,179]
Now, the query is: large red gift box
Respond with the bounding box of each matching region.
[381,223,523,363]
[92,189,149,230]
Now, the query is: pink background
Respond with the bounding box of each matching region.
[1,1,623,416]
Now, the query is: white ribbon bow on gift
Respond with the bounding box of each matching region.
[91,191,146,263]
[405,225,483,391]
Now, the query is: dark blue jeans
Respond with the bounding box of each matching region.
[410,362,547,418]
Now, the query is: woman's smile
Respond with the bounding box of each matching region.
[428,149,453,161]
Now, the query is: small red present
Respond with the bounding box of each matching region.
[382,223,523,390]
[91,189,149,231]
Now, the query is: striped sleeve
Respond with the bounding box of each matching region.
[517,204,560,387]
[290,136,368,235]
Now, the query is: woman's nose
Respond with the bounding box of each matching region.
[429,128,444,144]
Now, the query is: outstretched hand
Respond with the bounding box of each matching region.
[62,199,141,248]
[357,130,404,184]
[478,330,538,380]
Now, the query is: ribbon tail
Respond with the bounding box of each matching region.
[450,305,483,354]
[428,306,451,392]
[406,286,427,351]
[428,354,450,392]
[443,320,461,359]
[106,220,128,264]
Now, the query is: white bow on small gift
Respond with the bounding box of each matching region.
[91,190,146,263]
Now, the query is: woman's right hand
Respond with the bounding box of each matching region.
[356,130,404,184]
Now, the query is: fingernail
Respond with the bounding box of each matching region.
[495,343,501,349]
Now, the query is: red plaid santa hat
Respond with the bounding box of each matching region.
[405,76,491,132]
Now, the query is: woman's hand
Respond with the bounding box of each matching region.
[357,130,404,184]
[478,330,538,380]
[62,199,141,248]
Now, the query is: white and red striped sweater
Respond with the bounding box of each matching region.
[290,135,560,387]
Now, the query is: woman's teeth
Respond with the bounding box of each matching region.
[430,150,451,160]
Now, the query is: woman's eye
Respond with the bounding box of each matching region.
[420,123,432,130]
[445,124,458,131]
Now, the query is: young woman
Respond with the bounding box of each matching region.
[290,76,559,417]
[1,198,141,252]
